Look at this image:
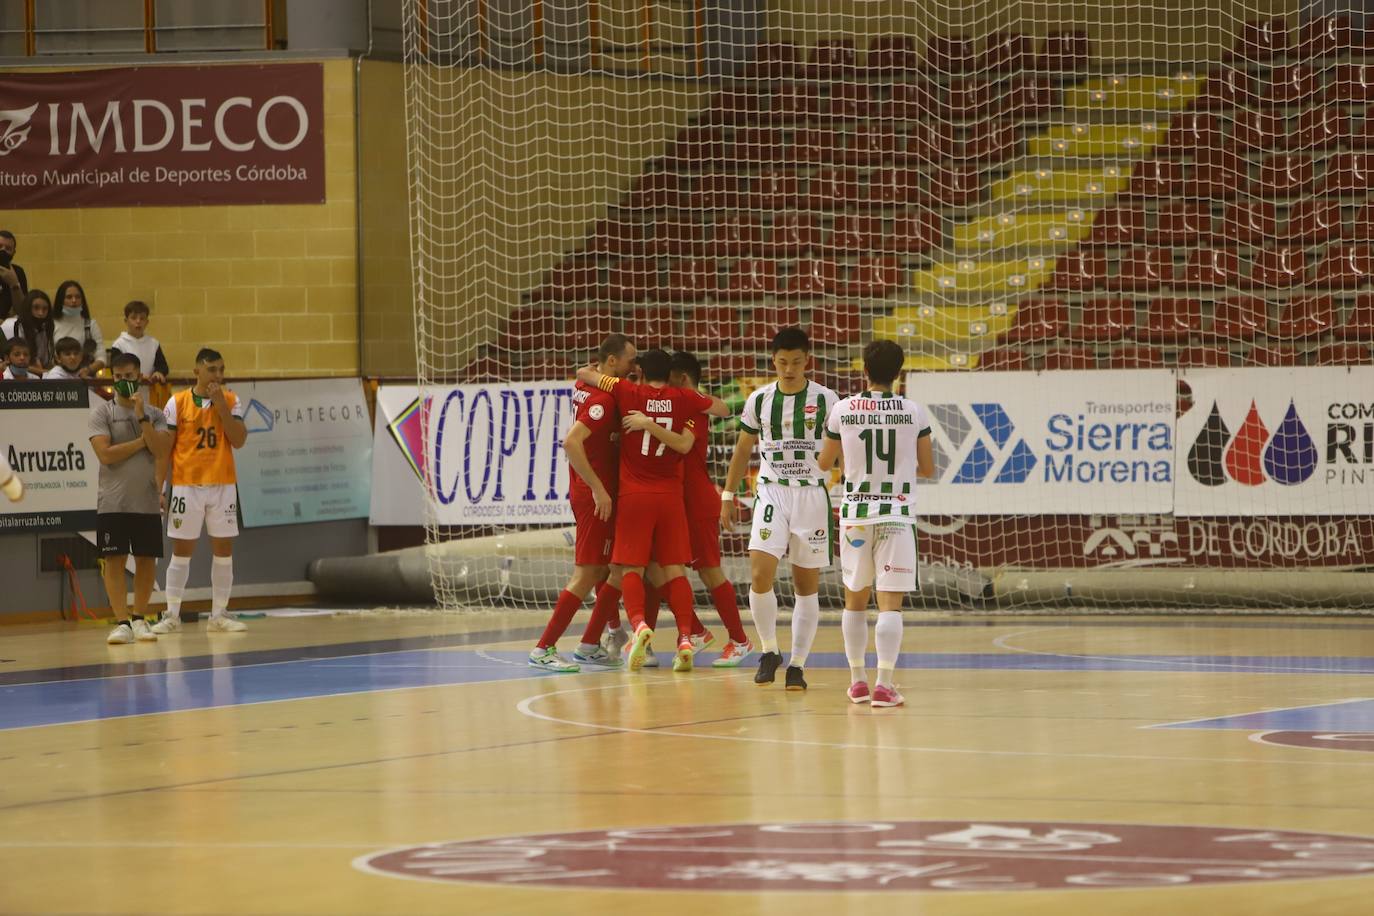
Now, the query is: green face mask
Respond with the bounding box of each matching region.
[113,379,139,399]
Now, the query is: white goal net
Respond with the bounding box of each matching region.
[402,1,1374,610]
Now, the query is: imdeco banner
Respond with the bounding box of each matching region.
[0,63,324,208]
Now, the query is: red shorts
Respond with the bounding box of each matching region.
[571,489,615,566]
[689,515,722,569]
[611,491,692,568]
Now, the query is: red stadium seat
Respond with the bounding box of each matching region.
[1152,201,1213,245]
[747,170,801,211]
[743,43,798,79]
[1047,249,1109,292]
[1245,344,1299,366]
[946,77,1003,119]
[806,39,857,80]
[1275,295,1337,338]
[906,119,960,163]
[961,120,1020,164]
[1007,76,1060,116]
[662,126,729,170]
[533,258,599,303]
[1088,207,1148,245]
[837,257,901,298]
[1180,247,1241,288]
[1327,63,1374,103]
[607,258,660,302]
[924,34,977,74]
[1218,199,1277,244]
[1312,245,1374,288]
[500,304,561,351]
[567,312,618,352]
[708,214,766,257]
[663,258,719,301]
[1319,152,1374,194]
[1252,154,1316,198]
[1282,197,1345,242]
[1350,201,1374,240]
[784,258,838,297]
[804,168,862,210]
[1231,17,1290,61]
[982,31,1035,72]
[882,82,940,123]
[842,124,899,165]
[709,352,770,379]
[696,173,747,211]
[680,306,739,350]
[1246,246,1309,289]
[1108,247,1175,292]
[1042,346,1097,370]
[1232,110,1282,153]
[976,347,1031,370]
[772,82,824,124]
[1264,63,1323,105]
[1314,342,1373,364]
[792,126,843,164]
[624,171,683,210]
[743,306,802,346]
[867,167,923,206]
[1287,106,1351,151]
[1127,159,1187,198]
[827,214,879,254]
[654,219,706,256]
[926,167,984,206]
[827,82,876,121]
[1039,30,1092,70]
[1197,67,1257,110]
[1002,298,1068,342]
[1338,294,1374,339]
[1177,345,1233,367]
[1160,112,1225,157]
[1298,15,1357,59]
[866,36,919,75]
[767,211,821,256]
[1190,155,1247,200]
[587,219,649,256]
[1139,298,1204,343]
[1107,345,1165,369]
[628,305,680,349]
[706,89,767,126]
[811,302,862,345]
[1068,297,1136,341]
[722,258,781,300]
[734,127,789,166]
[1213,296,1271,340]
[881,210,942,253]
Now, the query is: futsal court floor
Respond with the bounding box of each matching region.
[3,609,1374,915]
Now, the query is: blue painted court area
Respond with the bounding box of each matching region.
[1156,697,1374,732]
[6,645,1374,732]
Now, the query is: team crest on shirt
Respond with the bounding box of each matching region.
[804,418,816,430]
[759,528,772,540]
[172,518,182,528]
[589,405,605,420]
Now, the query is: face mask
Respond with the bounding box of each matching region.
[113,379,139,398]
[10,366,27,378]
[65,305,83,316]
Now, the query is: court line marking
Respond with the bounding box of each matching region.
[1146,697,1374,730]
[991,628,1374,674]
[514,678,1374,769]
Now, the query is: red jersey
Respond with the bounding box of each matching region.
[598,377,713,495]
[683,411,719,518]
[569,380,619,499]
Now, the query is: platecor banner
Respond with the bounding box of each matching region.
[1175,366,1374,517]
[907,370,1176,515]
[0,63,324,208]
[0,381,97,533]
[231,378,373,528]
[369,382,576,526]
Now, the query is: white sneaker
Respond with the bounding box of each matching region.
[106,622,135,645]
[603,624,631,657]
[688,629,715,656]
[131,618,157,642]
[150,615,181,635]
[207,614,247,632]
[572,644,623,667]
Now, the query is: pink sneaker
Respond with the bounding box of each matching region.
[847,681,871,704]
[871,684,904,708]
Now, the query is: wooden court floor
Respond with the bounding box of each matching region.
[4,610,1374,915]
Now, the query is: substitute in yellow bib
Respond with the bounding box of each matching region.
[152,347,250,634]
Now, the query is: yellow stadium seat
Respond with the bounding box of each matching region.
[991,168,1129,204]
[1062,74,1201,112]
[1027,123,1163,158]
[911,257,1055,294]
[953,211,1093,251]
[850,352,973,372]
[873,301,1018,343]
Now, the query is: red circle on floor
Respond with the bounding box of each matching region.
[356,820,1374,892]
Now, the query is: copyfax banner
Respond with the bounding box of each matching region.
[369,382,575,526]
[906,370,1176,515]
[1176,367,1374,517]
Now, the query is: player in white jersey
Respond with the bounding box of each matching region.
[819,340,934,708]
[720,326,839,691]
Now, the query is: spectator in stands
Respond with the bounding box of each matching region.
[110,300,168,384]
[0,230,27,321]
[44,337,85,381]
[2,337,38,379]
[0,290,54,373]
[53,279,105,377]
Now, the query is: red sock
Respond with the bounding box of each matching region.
[579,584,621,645]
[664,575,696,640]
[710,581,748,643]
[622,572,646,631]
[538,590,583,649]
[643,582,662,631]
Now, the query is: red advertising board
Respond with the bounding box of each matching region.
[0,63,324,208]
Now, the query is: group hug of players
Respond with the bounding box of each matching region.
[529,326,934,708]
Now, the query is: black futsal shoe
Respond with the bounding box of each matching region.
[785,665,807,691]
[754,651,783,685]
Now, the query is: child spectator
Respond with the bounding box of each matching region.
[2,337,39,379]
[110,300,168,384]
[52,279,105,377]
[0,290,55,373]
[44,337,85,380]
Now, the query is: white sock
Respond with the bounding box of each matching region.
[789,592,820,668]
[749,589,778,653]
[210,556,234,616]
[875,610,903,687]
[164,555,191,618]
[842,610,869,683]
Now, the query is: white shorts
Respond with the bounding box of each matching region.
[841,522,917,593]
[748,483,832,569]
[167,484,240,540]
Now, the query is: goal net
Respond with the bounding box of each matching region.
[401,1,1374,611]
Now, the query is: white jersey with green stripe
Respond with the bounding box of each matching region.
[825,389,932,525]
[738,379,838,487]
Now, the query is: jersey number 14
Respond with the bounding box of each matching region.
[859,428,895,474]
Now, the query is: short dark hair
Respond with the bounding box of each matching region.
[111,351,142,372]
[636,348,672,383]
[6,337,30,358]
[124,300,150,319]
[863,339,905,386]
[670,350,702,386]
[54,336,83,355]
[770,326,810,354]
[0,230,14,245]
[597,333,632,363]
[195,347,223,364]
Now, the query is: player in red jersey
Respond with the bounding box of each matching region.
[528,334,637,673]
[626,351,753,667]
[576,349,730,672]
